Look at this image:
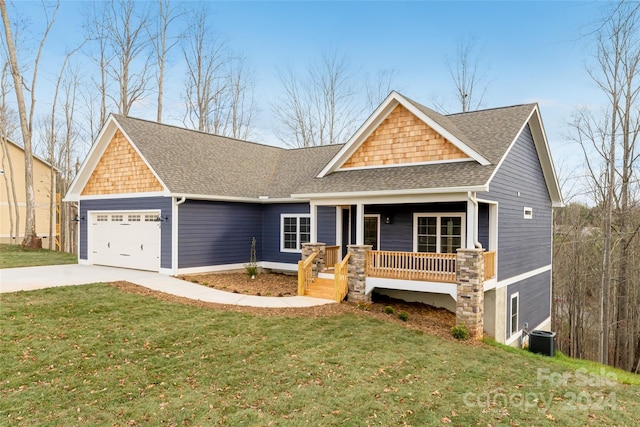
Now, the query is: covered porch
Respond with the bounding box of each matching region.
[297,191,496,338]
[306,192,497,285]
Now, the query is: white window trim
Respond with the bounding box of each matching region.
[523,207,533,220]
[510,292,520,336]
[412,212,466,253]
[280,213,311,253]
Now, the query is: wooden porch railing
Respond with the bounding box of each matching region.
[367,250,457,283]
[297,252,317,296]
[484,251,496,279]
[333,253,350,302]
[325,245,339,270]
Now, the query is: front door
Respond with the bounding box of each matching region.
[364,215,379,250]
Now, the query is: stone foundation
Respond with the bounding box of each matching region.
[347,245,372,303]
[456,248,485,339]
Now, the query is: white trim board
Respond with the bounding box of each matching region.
[496,265,551,289]
[366,277,457,300]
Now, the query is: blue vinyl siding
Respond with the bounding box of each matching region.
[365,203,466,251]
[317,206,336,245]
[261,203,309,264]
[506,270,552,340]
[178,200,262,268]
[78,196,173,269]
[479,125,553,280]
[478,203,490,250]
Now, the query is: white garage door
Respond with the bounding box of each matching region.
[89,211,161,271]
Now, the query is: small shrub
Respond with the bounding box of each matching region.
[356,302,371,311]
[190,279,198,283]
[451,324,470,340]
[384,306,395,315]
[245,265,258,278]
[398,311,409,322]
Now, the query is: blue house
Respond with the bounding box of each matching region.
[65,91,562,343]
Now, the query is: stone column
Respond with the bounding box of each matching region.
[456,248,485,339]
[347,244,372,303]
[301,242,326,277]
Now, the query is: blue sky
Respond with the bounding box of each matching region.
[8,1,612,198]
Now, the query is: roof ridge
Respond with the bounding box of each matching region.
[112,113,286,152]
[285,143,346,152]
[445,103,536,117]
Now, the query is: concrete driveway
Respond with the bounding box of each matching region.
[0,264,334,308]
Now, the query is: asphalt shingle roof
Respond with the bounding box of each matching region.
[114,115,342,198]
[113,95,536,199]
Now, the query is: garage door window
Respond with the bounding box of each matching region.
[111,214,123,222]
[129,214,141,222]
[97,214,108,222]
[144,214,156,222]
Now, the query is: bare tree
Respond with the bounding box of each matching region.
[222,56,256,140]
[446,37,489,113]
[365,68,398,111]
[85,0,111,127]
[181,6,228,133]
[0,0,59,248]
[568,1,640,370]
[0,57,19,244]
[41,46,82,250]
[273,51,360,147]
[59,69,80,253]
[99,0,153,116]
[151,0,181,123]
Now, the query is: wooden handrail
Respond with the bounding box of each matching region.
[333,253,350,302]
[325,245,339,269]
[366,250,457,283]
[297,252,317,296]
[484,251,496,280]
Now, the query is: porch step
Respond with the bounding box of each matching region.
[305,278,335,299]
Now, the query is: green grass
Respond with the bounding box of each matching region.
[0,244,77,268]
[1,285,639,426]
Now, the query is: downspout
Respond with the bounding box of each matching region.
[468,191,482,249]
[172,196,187,274]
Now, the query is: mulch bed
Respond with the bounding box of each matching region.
[110,271,469,343]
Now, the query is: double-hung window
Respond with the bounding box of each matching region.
[413,213,465,253]
[281,214,311,252]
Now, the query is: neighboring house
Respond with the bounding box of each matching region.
[1,137,57,245]
[65,91,562,344]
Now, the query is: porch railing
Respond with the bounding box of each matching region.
[484,251,496,279]
[366,250,457,283]
[325,245,339,270]
[333,253,350,302]
[297,252,317,296]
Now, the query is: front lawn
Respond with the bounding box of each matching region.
[0,244,77,268]
[1,284,638,426]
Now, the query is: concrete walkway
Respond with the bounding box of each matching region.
[0,264,335,308]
